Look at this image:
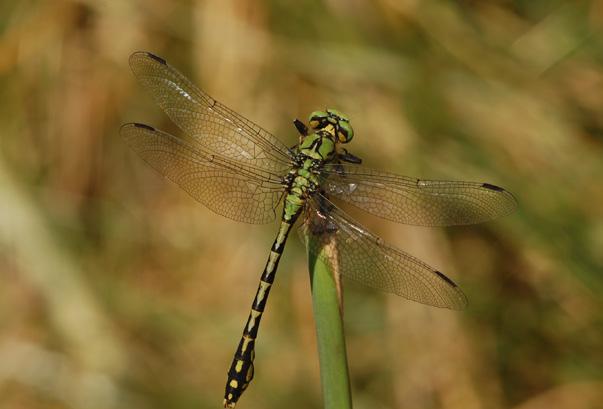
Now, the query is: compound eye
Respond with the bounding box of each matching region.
[326,108,348,121]
[309,111,329,129]
[337,121,354,143]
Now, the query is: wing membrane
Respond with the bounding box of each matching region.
[321,165,517,226]
[300,194,467,309]
[128,51,292,172]
[121,123,284,224]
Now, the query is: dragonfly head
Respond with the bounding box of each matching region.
[308,109,354,144]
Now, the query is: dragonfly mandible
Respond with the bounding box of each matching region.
[121,51,517,408]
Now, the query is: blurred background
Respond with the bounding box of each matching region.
[1,1,603,408]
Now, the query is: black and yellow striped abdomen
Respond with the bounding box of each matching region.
[223,216,298,408]
[224,142,326,408]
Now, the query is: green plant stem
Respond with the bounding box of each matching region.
[308,241,353,409]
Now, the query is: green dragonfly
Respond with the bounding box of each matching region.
[121,51,517,408]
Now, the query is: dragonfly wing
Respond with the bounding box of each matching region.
[321,164,517,226]
[121,123,285,224]
[300,194,467,309]
[128,51,292,173]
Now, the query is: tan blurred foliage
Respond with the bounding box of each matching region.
[1,1,602,408]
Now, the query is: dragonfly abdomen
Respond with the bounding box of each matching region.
[224,216,298,408]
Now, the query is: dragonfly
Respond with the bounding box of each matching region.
[121,51,517,408]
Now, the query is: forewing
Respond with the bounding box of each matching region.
[121,123,284,224]
[128,51,292,173]
[300,194,467,309]
[321,165,517,226]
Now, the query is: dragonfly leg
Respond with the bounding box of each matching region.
[337,148,362,164]
[293,118,309,136]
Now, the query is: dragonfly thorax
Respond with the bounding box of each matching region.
[298,131,337,162]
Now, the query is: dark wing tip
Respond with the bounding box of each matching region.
[434,270,458,287]
[120,123,156,138]
[144,52,167,65]
[481,183,504,192]
[132,122,156,131]
[129,51,167,70]
[433,270,469,310]
[481,182,519,215]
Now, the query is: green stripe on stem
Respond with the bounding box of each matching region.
[308,240,353,409]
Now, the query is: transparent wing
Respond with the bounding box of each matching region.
[300,194,467,309]
[121,123,285,224]
[321,164,517,226]
[128,51,293,173]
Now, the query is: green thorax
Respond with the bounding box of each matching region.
[298,129,337,162]
[282,110,354,222]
